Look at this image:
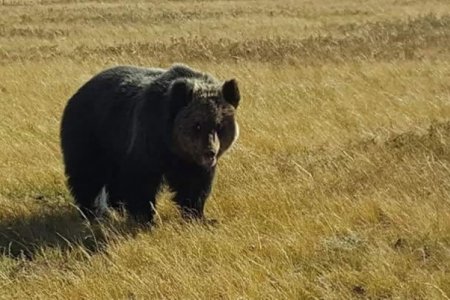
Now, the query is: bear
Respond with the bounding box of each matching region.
[60,64,240,224]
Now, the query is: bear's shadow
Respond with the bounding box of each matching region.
[0,205,142,260]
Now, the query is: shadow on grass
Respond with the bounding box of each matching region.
[0,203,143,260]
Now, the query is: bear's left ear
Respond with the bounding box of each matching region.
[222,79,240,108]
[169,79,193,114]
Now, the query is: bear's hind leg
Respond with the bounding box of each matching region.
[65,149,110,220]
[105,168,125,213]
[68,174,107,220]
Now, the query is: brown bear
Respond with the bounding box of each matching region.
[60,64,240,223]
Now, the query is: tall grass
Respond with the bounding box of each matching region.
[1,0,450,298]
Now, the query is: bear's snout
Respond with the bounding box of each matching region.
[201,149,217,168]
[204,149,216,160]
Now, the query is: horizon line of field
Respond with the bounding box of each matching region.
[0,14,449,65]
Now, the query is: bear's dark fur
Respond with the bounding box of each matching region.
[60,64,240,223]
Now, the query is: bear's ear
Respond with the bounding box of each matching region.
[169,79,193,113]
[222,79,240,108]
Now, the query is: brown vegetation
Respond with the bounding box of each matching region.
[1,0,450,298]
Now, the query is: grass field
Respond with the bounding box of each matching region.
[1,0,450,299]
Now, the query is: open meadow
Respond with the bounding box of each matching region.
[1,0,450,298]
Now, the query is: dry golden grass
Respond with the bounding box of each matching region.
[1,0,450,299]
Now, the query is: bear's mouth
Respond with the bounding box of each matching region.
[200,156,217,168]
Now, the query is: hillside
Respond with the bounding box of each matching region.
[1,0,450,298]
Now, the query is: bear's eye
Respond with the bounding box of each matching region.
[194,123,201,131]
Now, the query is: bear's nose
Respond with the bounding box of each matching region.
[204,150,216,159]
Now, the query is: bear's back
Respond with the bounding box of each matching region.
[85,64,217,100]
[90,65,165,97]
[144,64,218,96]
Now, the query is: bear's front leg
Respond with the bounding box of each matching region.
[166,165,216,222]
[119,171,162,224]
[176,191,209,220]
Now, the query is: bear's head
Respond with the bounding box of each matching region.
[168,78,240,169]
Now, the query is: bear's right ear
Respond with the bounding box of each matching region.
[222,79,240,108]
[169,79,193,114]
